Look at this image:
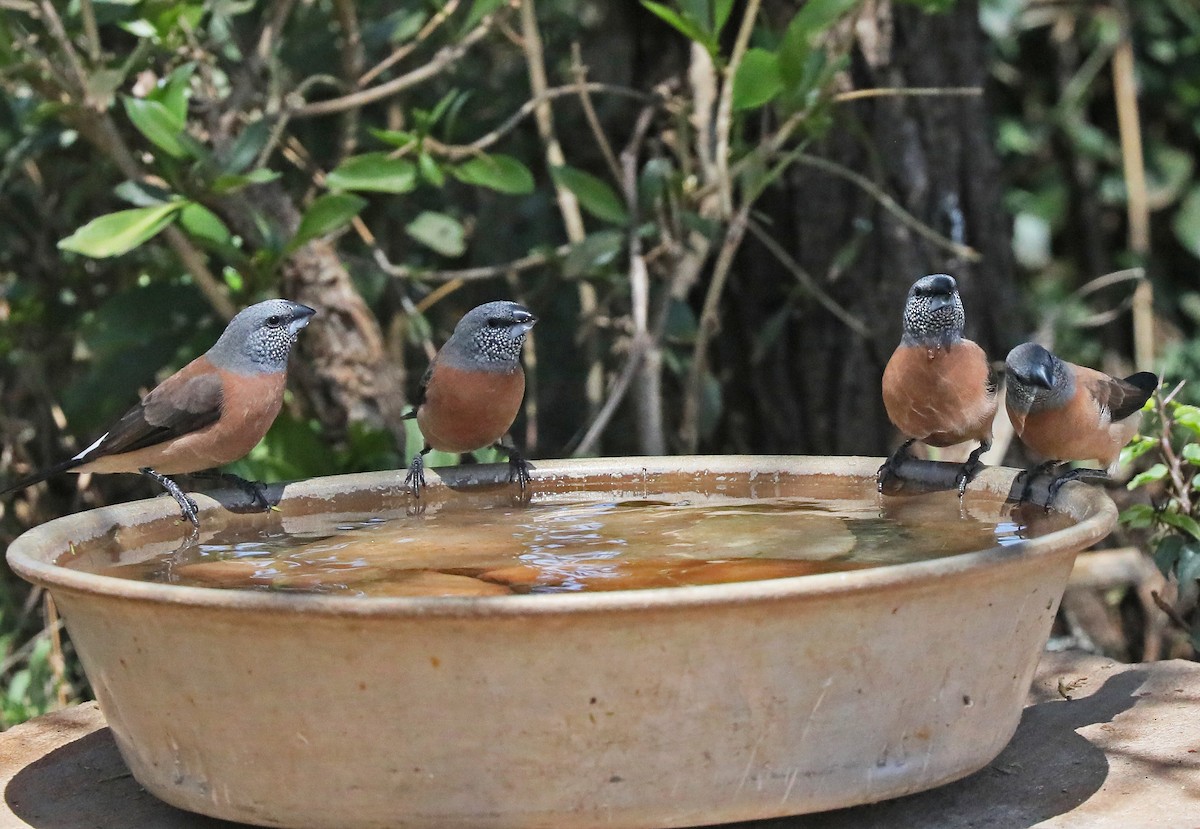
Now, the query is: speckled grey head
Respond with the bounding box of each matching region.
[441,301,536,372]
[206,299,316,375]
[901,274,965,348]
[1005,342,1073,415]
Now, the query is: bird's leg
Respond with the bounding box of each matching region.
[492,443,532,491]
[191,470,270,511]
[876,439,917,493]
[956,440,991,499]
[140,467,199,528]
[404,445,432,498]
[1014,460,1062,503]
[1046,467,1108,510]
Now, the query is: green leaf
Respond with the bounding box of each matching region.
[1183,442,1200,466]
[714,0,735,33]
[733,48,783,111]
[563,230,625,278]
[785,0,860,42]
[1177,540,1200,584]
[1127,463,1169,489]
[289,194,367,252]
[57,201,187,258]
[1119,503,1157,530]
[1173,185,1200,261]
[211,168,281,195]
[551,166,629,224]
[1119,435,1159,467]
[1175,405,1200,436]
[451,153,535,195]
[406,211,465,257]
[1160,509,1200,541]
[463,0,506,30]
[179,203,232,248]
[326,153,418,193]
[122,96,191,159]
[641,2,717,54]
[369,129,418,150]
[419,152,446,187]
[147,62,196,123]
[1153,534,1184,576]
[223,119,272,174]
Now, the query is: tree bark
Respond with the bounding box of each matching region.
[717,0,1020,456]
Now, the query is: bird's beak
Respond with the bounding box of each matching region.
[289,304,317,334]
[927,293,954,313]
[1031,361,1054,390]
[513,310,537,333]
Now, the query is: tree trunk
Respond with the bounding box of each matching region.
[716,0,1020,456]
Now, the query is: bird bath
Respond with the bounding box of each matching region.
[5,456,1115,829]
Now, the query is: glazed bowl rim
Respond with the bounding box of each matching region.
[5,455,1116,617]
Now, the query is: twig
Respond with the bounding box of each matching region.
[1111,6,1155,370]
[255,0,298,61]
[357,0,461,88]
[332,0,364,163]
[746,218,871,338]
[679,202,753,452]
[78,0,100,62]
[506,270,539,455]
[793,153,981,261]
[518,0,602,419]
[832,86,982,103]
[570,42,622,185]
[374,245,566,281]
[1152,590,1191,631]
[37,1,90,102]
[714,0,761,217]
[292,15,498,118]
[434,83,654,160]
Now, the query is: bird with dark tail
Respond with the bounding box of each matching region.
[403,301,537,498]
[879,274,999,497]
[1005,342,1157,504]
[1,299,315,528]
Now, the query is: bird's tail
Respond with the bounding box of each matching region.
[1123,371,1159,396]
[0,457,86,497]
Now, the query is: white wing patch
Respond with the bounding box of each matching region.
[72,432,108,461]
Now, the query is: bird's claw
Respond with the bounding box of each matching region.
[404,455,427,499]
[876,439,916,493]
[508,454,532,491]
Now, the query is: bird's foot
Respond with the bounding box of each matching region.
[195,471,271,511]
[1045,467,1108,511]
[876,439,916,493]
[141,467,199,528]
[1014,460,1062,504]
[493,444,532,492]
[404,454,427,499]
[955,441,991,499]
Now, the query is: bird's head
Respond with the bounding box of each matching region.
[1005,342,1071,414]
[448,300,537,370]
[208,299,317,374]
[901,274,965,347]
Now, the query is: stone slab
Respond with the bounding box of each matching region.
[0,652,1197,828]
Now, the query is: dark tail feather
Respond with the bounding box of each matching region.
[401,409,417,420]
[1123,371,1159,396]
[0,457,86,497]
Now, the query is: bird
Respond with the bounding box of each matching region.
[403,300,536,498]
[1,299,316,527]
[878,274,999,497]
[1005,342,1157,503]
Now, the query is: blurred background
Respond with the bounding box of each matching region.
[0,0,1196,724]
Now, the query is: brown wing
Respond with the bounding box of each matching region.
[403,360,436,419]
[81,362,224,459]
[1082,369,1156,423]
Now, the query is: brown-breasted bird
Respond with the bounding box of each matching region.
[1,299,315,527]
[1005,342,1157,502]
[403,301,536,498]
[879,274,998,497]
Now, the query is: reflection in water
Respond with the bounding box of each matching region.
[60,485,1071,597]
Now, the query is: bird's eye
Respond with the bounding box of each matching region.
[266,315,283,326]
[486,317,506,328]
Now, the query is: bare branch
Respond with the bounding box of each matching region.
[570,42,622,185]
[832,86,981,103]
[374,245,566,282]
[714,0,761,217]
[357,0,461,88]
[291,14,498,118]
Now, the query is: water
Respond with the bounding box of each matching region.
[59,485,1072,596]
